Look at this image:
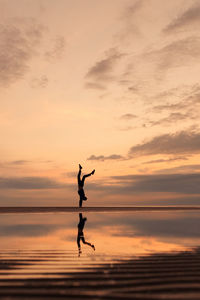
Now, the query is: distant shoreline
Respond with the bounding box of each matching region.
[0,206,200,213]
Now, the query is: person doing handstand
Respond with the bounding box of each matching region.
[77,164,95,207]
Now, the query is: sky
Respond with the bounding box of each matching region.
[0,0,200,206]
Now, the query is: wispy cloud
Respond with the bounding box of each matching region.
[120,113,137,120]
[9,160,29,165]
[0,19,44,87]
[85,82,106,90]
[115,0,144,41]
[65,171,77,178]
[152,85,200,113]
[145,36,200,72]
[0,18,66,88]
[44,36,65,61]
[123,0,144,19]
[0,159,54,168]
[150,112,196,126]
[164,2,200,34]
[141,157,188,165]
[85,48,124,89]
[30,75,48,88]
[87,154,124,162]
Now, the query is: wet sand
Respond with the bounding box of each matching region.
[0,248,200,299]
[0,206,200,213]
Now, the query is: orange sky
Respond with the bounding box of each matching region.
[0,0,200,206]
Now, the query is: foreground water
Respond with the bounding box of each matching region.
[0,209,200,299]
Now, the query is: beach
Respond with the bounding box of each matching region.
[0,208,199,299]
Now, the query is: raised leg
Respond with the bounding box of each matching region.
[77,169,81,186]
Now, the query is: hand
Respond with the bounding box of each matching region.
[91,169,95,175]
[79,164,82,170]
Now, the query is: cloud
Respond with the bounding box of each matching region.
[0,160,30,168]
[9,160,29,165]
[87,154,124,162]
[115,0,145,42]
[128,130,200,157]
[118,126,135,131]
[85,48,124,88]
[0,159,55,168]
[87,129,200,163]
[85,82,106,90]
[124,0,144,19]
[120,113,137,120]
[0,176,64,189]
[142,157,188,165]
[128,84,142,93]
[65,171,77,178]
[0,18,44,87]
[150,112,196,126]
[0,18,66,88]
[152,85,200,113]
[111,173,200,194]
[164,2,200,34]
[145,37,200,72]
[155,164,200,174]
[30,75,48,88]
[44,36,65,61]
[86,172,200,195]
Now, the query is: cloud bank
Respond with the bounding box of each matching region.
[0,176,64,189]
[88,130,200,162]
[129,131,200,157]
[110,173,200,195]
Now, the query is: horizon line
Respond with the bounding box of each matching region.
[0,206,200,213]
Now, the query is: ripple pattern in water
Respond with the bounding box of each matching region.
[0,248,200,299]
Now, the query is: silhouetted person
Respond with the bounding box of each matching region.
[77,213,95,256]
[77,164,95,207]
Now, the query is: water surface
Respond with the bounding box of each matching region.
[0,209,200,299]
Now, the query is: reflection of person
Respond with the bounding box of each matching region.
[77,213,95,256]
[77,164,95,207]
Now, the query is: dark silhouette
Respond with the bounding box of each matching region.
[77,213,95,256]
[77,164,95,207]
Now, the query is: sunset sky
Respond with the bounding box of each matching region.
[1,0,200,206]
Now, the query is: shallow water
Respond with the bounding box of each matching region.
[0,210,200,299]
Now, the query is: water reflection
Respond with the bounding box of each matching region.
[0,210,200,299]
[77,213,95,256]
[0,211,200,255]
